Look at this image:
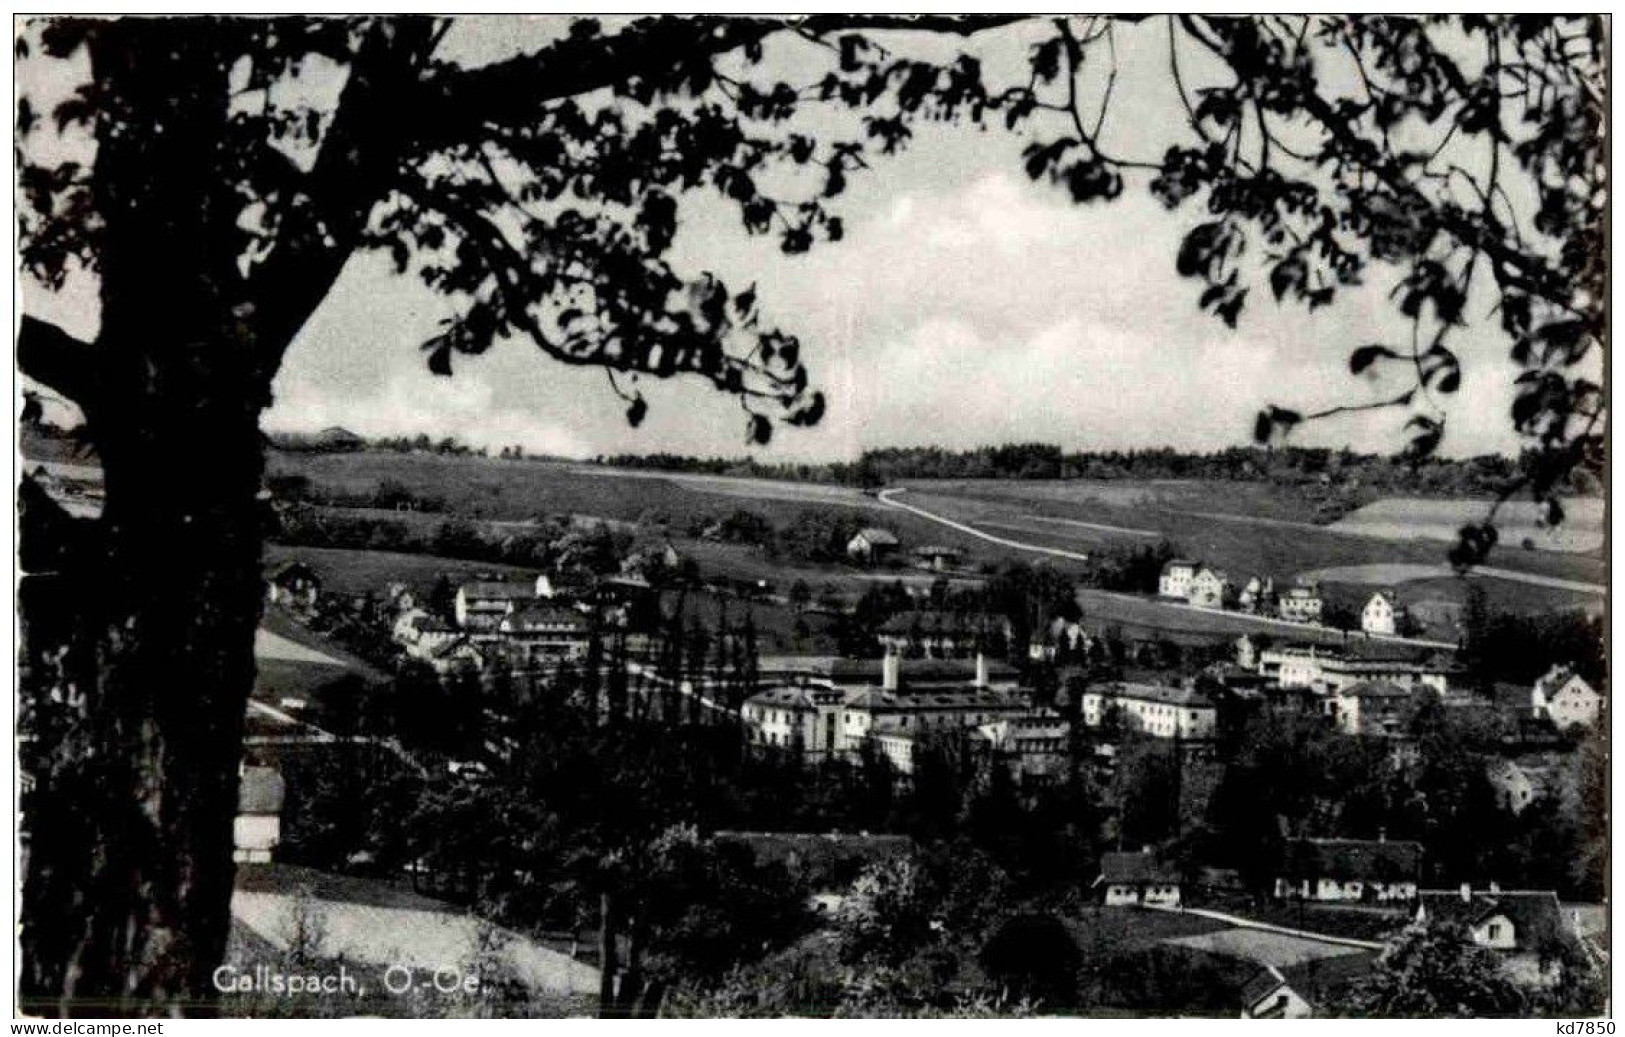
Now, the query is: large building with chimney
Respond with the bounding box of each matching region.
[742,653,1029,772]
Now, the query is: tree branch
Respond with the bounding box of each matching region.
[244,17,444,373]
[413,15,1032,148]
[16,316,99,408]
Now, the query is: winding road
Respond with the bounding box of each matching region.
[877,487,1460,650]
[876,487,1094,563]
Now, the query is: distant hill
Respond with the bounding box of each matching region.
[267,426,366,453]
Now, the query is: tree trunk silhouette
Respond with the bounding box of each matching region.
[19,28,265,1016]
[17,19,437,1012]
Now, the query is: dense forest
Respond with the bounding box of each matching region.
[598,443,1600,498]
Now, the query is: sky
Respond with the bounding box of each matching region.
[20,16,1556,462]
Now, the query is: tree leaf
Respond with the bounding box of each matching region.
[1350,344,1398,374]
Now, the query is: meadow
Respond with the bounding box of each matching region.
[1330,496,1605,554]
[262,452,1604,646]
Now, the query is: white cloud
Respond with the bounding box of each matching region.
[266,133,1533,460]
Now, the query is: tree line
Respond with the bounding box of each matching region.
[594,444,1601,500]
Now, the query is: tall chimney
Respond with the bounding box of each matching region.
[882,652,899,692]
[1460,882,1472,903]
[975,652,989,689]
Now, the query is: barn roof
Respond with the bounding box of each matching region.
[746,686,828,710]
[238,766,286,815]
[1107,681,1216,708]
[1339,681,1417,701]
[1099,850,1181,885]
[501,604,588,631]
[459,581,534,601]
[853,527,899,545]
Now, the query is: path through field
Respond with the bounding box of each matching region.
[877,488,1092,563]
[881,488,1458,649]
[566,464,885,510]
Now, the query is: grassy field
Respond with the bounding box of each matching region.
[1331,496,1605,554]
[265,543,542,597]
[263,453,1601,644]
[898,483,1603,620]
[1063,904,1230,960]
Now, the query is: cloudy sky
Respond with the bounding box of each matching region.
[22,16,1545,462]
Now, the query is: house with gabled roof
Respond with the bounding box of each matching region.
[1158,558,1200,600]
[499,603,591,666]
[1531,665,1603,730]
[1096,849,1183,907]
[1237,955,1375,1019]
[846,527,900,565]
[972,708,1070,787]
[1236,575,1274,615]
[424,636,484,676]
[1276,581,1323,624]
[1485,757,1564,814]
[1273,836,1422,903]
[1414,886,1578,985]
[1188,565,1233,610]
[1361,590,1407,636]
[911,544,961,572]
[1239,965,1312,1019]
[234,765,286,864]
[1326,681,1426,739]
[454,580,535,633]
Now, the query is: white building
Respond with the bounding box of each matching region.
[1272,837,1422,903]
[743,653,1026,765]
[741,685,846,758]
[1257,644,1451,696]
[499,604,591,667]
[1081,681,1218,740]
[1360,591,1407,636]
[974,709,1071,786]
[1188,566,1232,610]
[1276,582,1323,624]
[1158,559,1200,600]
[1237,575,1274,615]
[234,765,286,864]
[1240,966,1314,1020]
[454,580,536,634]
[1326,681,1421,738]
[1485,758,1559,814]
[1531,666,1603,729]
[394,608,459,652]
[1413,887,1575,986]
